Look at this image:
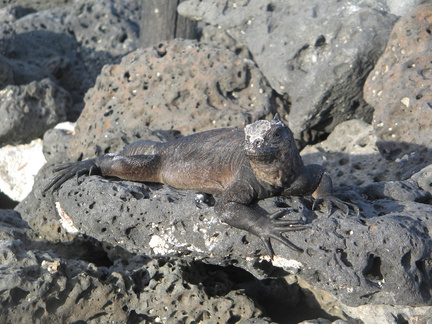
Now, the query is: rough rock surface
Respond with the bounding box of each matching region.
[0,0,74,11]
[0,0,141,119]
[0,239,270,323]
[33,162,432,308]
[4,206,325,324]
[0,79,70,146]
[178,0,397,141]
[6,0,432,322]
[42,122,74,162]
[364,4,432,161]
[301,119,427,186]
[69,39,285,159]
[0,139,46,202]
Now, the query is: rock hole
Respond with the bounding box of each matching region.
[339,158,349,166]
[228,315,242,324]
[101,227,107,233]
[353,162,363,170]
[363,254,383,281]
[266,3,275,12]
[103,110,113,117]
[124,71,130,80]
[10,287,29,306]
[339,251,353,267]
[118,33,127,43]
[125,227,135,237]
[315,35,326,47]
[401,251,411,270]
[241,235,249,245]
[416,94,423,100]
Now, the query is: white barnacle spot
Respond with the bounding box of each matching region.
[401,97,410,107]
[55,202,80,234]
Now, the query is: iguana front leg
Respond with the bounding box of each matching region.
[283,164,359,216]
[310,169,359,216]
[214,187,308,258]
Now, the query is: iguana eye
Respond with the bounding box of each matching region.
[273,130,281,138]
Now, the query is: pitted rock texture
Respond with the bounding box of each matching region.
[178,0,397,141]
[69,39,284,159]
[200,24,252,60]
[42,122,74,162]
[0,238,271,323]
[0,209,29,240]
[37,163,432,307]
[0,79,70,146]
[364,4,432,160]
[0,1,74,11]
[0,0,141,119]
[301,119,428,186]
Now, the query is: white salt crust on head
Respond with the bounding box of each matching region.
[244,119,284,144]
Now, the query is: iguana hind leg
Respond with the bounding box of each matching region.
[44,153,162,192]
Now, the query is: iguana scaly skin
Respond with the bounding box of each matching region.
[44,115,358,257]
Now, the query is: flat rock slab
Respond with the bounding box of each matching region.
[44,165,432,307]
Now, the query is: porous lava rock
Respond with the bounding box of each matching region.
[0,0,141,119]
[178,0,397,141]
[301,119,428,186]
[0,238,269,323]
[0,79,70,146]
[69,39,284,159]
[36,161,432,308]
[364,4,432,161]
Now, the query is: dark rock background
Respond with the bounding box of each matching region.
[0,0,432,323]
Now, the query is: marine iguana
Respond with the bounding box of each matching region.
[44,114,358,257]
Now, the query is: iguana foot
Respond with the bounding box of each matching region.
[258,210,309,258]
[43,159,100,193]
[312,196,360,217]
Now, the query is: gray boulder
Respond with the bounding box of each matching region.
[178,0,398,141]
[36,162,432,307]
[364,4,432,161]
[68,39,285,159]
[0,79,70,146]
[0,0,141,119]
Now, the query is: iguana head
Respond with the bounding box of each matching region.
[244,114,303,187]
[244,114,292,159]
